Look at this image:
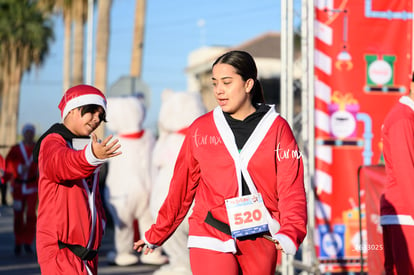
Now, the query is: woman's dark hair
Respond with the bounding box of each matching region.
[80,104,107,122]
[213,50,265,105]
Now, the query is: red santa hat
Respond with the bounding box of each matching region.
[58,84,107,120]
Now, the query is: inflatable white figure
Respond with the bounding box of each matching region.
[105,96,168,266]
[150,90,206,275]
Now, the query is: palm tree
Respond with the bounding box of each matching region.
[0,0,54,154]
[38,0,74,93]
[62,2,72,92]
[94,0,112,137]
[94,0,112,93]
[38,0,112,138]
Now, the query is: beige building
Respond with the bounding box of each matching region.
[185,31,301,113]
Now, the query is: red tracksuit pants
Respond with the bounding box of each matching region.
[190,236,277,275]
[12,184,38,245]
[382,225,414,275]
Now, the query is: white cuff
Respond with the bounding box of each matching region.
[85,141,105,166]
[380,214,414,226]
[273,234,297,255]
[400,96,414,112]
[143,235,158,250]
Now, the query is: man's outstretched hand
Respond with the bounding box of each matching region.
[91,133,122,159]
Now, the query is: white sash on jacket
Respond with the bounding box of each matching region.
[19,142,32,180]
[213,105,281,236]
[18,142,37,195]
[70,139,99,275]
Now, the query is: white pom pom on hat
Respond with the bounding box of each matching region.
[58,84,107,120]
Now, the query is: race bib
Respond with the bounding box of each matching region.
[225,193,269,238]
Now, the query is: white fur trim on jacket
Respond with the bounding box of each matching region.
[85,141,105,166]
[62,94,107,121]
[212,105,278,196]
[187,236,237,253]
[143,235,158,250]
[380,214,414,226]
[274,233,297,255]
[214,105,284,251]
[399,96,414,112]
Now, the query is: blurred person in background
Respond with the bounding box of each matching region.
[0,153,6,206]
[104,96,168,266]
[380,72,414,274]
[5,124,38,256]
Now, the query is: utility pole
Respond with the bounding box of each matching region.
[130,0,146,78]
[280,0,294,126]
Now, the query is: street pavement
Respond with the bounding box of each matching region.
[0,205,161,275]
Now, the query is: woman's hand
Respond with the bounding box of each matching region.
[275,242,283,251]
[263,235,284,252]
[133,239,154,255]
[91,133,122,159]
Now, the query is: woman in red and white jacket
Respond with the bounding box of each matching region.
[134,51,307,275]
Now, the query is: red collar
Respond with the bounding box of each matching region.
[176,127,188,136]
[119,130,145,139]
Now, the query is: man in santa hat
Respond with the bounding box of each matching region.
[5,123,38,256]
[33,84,122,275]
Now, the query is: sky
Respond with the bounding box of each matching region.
[19,0,301,135]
